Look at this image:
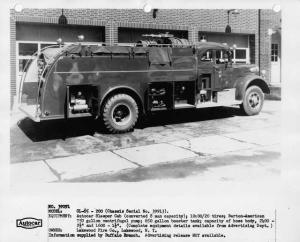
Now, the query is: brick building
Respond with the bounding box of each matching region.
[10,8,281,108]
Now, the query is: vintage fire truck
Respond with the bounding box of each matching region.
[19,34,270,133]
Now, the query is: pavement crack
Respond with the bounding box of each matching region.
[167,141,206,157]
[43,160,62,181]
[222,135,261,146]
[111,151,144,168]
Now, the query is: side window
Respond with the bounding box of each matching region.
[200,50,213,62]
[216,50,231,64]
[271,43,279,62]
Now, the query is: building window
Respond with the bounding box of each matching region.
[18,43,38,56]
[232,48,249,64]
[235,49,246,59]
[271,43,279,62]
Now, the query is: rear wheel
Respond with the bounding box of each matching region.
[240,85,264,115]
[102,94,139,133]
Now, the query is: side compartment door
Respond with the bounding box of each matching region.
[147,47,173,111]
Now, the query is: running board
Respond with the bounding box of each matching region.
[174,103,195,109]
[173,100,242,109]
[196,100,242,109]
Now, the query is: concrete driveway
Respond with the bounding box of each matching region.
[10,100,281,183]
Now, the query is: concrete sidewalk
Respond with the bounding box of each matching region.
[10,127,281,183]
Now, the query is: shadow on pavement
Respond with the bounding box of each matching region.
[17,106,243,142]
[138,106,242,128]
[17,117,97,142]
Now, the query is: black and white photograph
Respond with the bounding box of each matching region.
[1,0,300,241]
[10,6,282,183]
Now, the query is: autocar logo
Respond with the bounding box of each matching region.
[16,217,42,229]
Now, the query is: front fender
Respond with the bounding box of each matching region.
[234,74,270,101]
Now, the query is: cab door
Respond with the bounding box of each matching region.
[213,49,233,90]
[197,49,214,90]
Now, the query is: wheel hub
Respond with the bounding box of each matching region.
[112,104,131,125]
[249,93,260,108]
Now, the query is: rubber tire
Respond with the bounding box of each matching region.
[240,85,264,116]
[102,94,138,133]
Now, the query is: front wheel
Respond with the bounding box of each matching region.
[240,85,264,115]
[102,94,139,133]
